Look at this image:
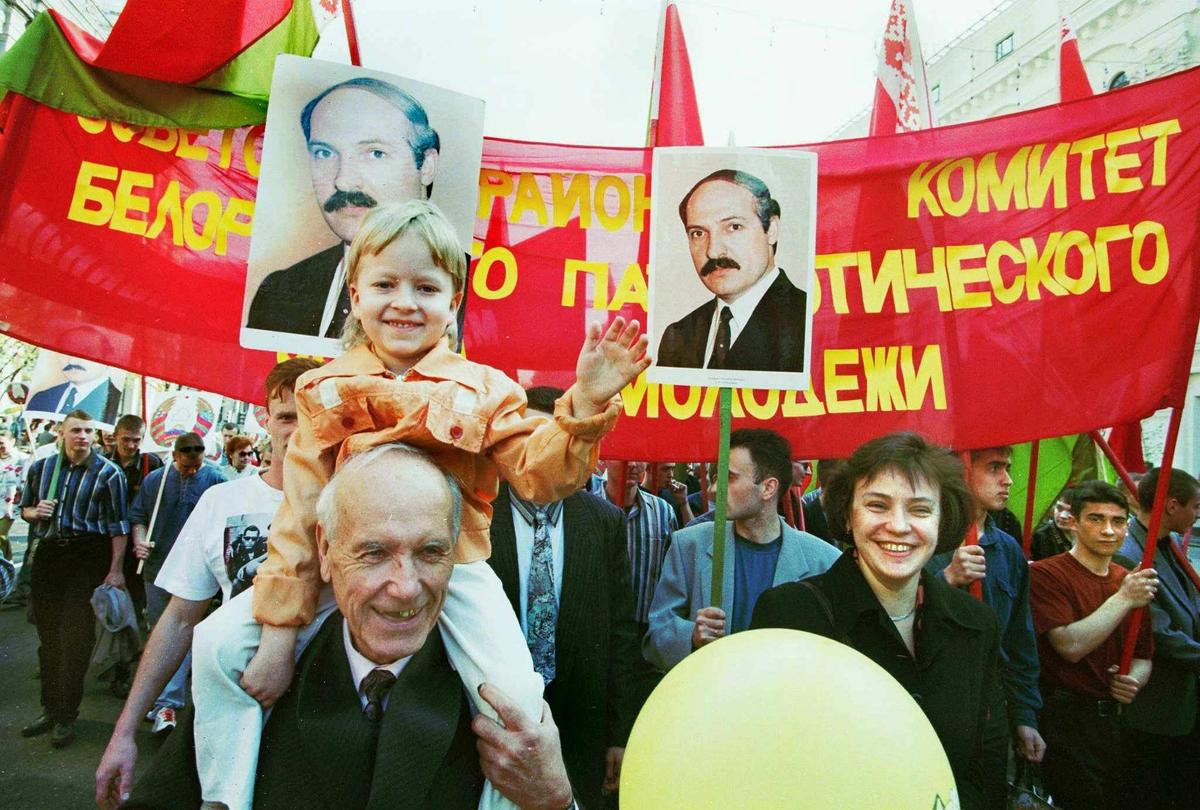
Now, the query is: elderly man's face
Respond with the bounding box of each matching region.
[684,180,778,304]
[307,88,437,244]
[319,455,455,664]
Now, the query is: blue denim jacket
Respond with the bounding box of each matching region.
[927,517,1042,729]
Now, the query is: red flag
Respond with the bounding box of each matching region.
[50,1,294,85]
[869,0,934,136]
[1059,16,1094,101]
[651,2,704,147]
[1107,424,1147,474]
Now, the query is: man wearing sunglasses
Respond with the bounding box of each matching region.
[129,432,226,734]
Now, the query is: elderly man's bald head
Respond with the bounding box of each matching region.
[315,443,463,664]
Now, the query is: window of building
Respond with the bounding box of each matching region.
[931,84,941,103]
[995,33,1014,62]
[1109,71,1130,90]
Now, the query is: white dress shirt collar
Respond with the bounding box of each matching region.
[342,615,412,710]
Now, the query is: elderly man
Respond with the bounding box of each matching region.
[122,442,576,810]
[644,429,839,670]
[656,169,807,372]
[246,77,441,338]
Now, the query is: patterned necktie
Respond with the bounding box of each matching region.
[62,386,77,412]
[361,668,397,722]
[526,506,558,684]
[709,307,733,369]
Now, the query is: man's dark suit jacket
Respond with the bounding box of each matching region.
[27,380,122,424]
[246,244,345,337]
[656,270,807,372]
[125,611,483,810]
[488,484,657,809]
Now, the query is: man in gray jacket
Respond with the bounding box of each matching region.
[644,429,839,670]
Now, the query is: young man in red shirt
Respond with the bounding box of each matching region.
[1029,480,1158,809]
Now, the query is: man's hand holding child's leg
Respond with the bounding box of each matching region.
[574,316,651,418]
[239,624,299,707]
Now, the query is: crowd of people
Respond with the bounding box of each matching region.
[5,200,1200,810]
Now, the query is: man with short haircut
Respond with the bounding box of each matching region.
[220,435,256,479]
[97,359,318,806]
[129,431,227,733]
[247,77,441,338]
[602,461,678,640]
[487,387,655,808]
[106,414,164,623]
[927,445,1045,763]
[120,442,576,810]
[1031,488,1076,561]
[19,409,129,748]
[1114,466,1200,809]
[645,429,839,670]
[1029,480,1156,809]
[656,169,807,372]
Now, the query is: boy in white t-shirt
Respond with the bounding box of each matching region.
[94,358,319,810]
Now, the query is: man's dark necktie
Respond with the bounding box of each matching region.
[709,307,733,369]
[361,668,397,722]
[62,386,77,412]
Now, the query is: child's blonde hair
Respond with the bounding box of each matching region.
[341,200,467,349]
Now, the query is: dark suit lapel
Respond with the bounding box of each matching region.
[489,485,522,615]
[294,615,375,810]
[727,270,806,371]
[367,630,463,810]
[557,494,598,655]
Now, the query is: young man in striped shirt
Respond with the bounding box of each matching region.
[19,408,129,748]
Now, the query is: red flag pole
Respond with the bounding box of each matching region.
[1021,440,1040,559]
[960,451,983,601]
[1118,403,1184,673]
[140,375,148,422]
[341,0,362,67]
[1088,429,1141,496]
[613,461,628,509]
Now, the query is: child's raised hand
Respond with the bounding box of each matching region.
[574,316,651,416]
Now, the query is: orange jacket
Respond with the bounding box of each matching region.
[252,342,620,626]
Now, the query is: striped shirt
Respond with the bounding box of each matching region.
[20,450,129,538]
[600,487,678,624]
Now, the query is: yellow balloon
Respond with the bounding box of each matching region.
[622,629,959,809]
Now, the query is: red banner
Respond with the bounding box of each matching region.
[2,67,1199,460]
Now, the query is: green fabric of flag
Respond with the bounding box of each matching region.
[0,6,316,130]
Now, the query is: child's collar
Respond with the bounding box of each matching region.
[320,341,485,391]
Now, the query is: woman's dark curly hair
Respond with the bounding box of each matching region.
[823,432,971,555]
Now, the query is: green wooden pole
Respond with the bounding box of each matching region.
[710,388,733,607]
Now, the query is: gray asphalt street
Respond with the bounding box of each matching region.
[1,523,163,810]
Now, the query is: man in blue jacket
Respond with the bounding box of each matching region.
[927,446,1045,764]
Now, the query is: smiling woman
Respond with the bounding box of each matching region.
[751,432,1008,810]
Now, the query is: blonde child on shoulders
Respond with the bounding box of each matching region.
[191,200,649,809]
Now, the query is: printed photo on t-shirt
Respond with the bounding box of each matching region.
[223,512,274,598]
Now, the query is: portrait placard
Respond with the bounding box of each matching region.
[647,147,817,391]
[22,350,126,431]
[141,389,222,452]
[240,55,485,357]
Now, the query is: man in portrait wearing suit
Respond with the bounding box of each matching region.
[487,387,657,808]
[26,356,121,424]
[644,429,839,671]
[656,169,808,372]
[122,442,576,810]
[245,77,441,338]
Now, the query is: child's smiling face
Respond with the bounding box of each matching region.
[349,231,461,374]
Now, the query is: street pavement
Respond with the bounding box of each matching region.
[1,522,164,810]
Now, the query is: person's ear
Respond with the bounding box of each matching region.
[419,149,439,193]
[316,522,333,584]
[761,475,779,503]
[766,215,780,250]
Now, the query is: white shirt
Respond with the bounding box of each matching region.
[155,472,284,603]
[702,267,782,367]
[511,502,565,633]
[343,618,412,711]
[317,246,350,338]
